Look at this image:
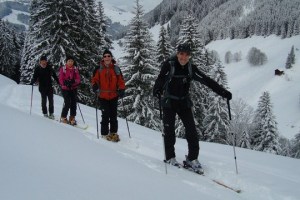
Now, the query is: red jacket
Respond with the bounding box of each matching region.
[59,65,81,90]
[92,61,125,100]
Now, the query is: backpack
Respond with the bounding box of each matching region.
[163,60,193,100]
[98,64,122,76]
[62,65,78,75]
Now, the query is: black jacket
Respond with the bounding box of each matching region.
[31,64,59,92]
[153,57,231,107]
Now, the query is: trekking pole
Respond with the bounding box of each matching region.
[121,97,131,138]
[95,94,99,139]
[227,99,238,174]
[158,95,168,174]
[77,103,85,124]
[30,84,34,115]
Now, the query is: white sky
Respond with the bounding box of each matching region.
[0,74,300,200]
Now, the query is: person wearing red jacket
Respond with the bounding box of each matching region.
[59,56,81,125]
[92,49,125,142]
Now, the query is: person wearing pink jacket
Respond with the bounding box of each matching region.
[59,56,81,125]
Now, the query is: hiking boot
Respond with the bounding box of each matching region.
[165,157,180,167]
[43,114,48,118]
[185,156,203,173]
[101,134,112,141]
[60,117,68,124]
[69,116,77,125]
[110,133,120,142]
[49,113,55,120]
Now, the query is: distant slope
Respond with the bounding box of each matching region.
[206,35,300,139]
[145,0,300,44]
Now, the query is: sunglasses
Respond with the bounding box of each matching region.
[103,55,111,58]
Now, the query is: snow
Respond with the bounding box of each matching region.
[1,74,300,200]
[113,24,300,140]
[99,0,163,25]
[1,0,163,28]
[1,9,28,29]
[206,35,300,139]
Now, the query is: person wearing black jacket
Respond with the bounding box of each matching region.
[30,56,59,119]
[153,43,232,173]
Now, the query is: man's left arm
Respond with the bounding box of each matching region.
[193,66,232,100]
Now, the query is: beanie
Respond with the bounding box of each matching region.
[102,49,113,57]
[66,55,74,62]
[177,43,191,54]
[40,55,47,61]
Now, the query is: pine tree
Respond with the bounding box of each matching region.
[285,45,295,69]
[252,91,281,154]
[20,0,104,105]
[239,131,251,149]
[121,0,160,130]
[175,14,210,139]
[230,98,254,148]
[0,20,22,81]
[156,25,172,64]
[19,0,41,84]
[97,1,112,50]
[291,133,300,158]
[203,60,230,144]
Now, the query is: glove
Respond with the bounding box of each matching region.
[92,84,98,93]
[70,79,75,84]
[222,90,232,100]
[64,79,72,88]
[153,89,161,98]
[118,89,125,98]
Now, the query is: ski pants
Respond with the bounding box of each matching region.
[99,97,118,136]
[61,89,77,118]
[40,88,54,115]
[163,106,199,161]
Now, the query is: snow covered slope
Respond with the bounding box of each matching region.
[206,35,300,139]
[1,74,300,200]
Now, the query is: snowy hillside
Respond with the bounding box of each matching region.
[1,75,300,200]
[0,0,163,27]
[112,23,300,140]
[206,35,300,139]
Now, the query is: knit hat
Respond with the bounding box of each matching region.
[102,49,113,57]
[66,55,74,62]
[177,43,191,54]
[40,55,47,61]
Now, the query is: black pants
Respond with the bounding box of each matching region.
[163,106,199,161]
[61,89,77,118]
[40,88,54,115]
[99,98,118,136]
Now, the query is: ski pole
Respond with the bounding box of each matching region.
[158,94,168,174]
[77,103,85,124]
[227,99,238,174]
[121,97,131,138]
[30,84,34,115]
[95,94,99,139]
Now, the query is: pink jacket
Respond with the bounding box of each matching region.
[59,65,81,90]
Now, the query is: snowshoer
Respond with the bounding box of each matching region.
[92,49,125,142]
[30,55,59,119]
[59,56,81,125]
[153,43,232,172]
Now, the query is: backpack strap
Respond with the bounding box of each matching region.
[163,61,192,100]
[98,64,121,76]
